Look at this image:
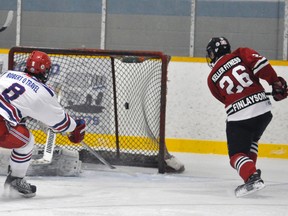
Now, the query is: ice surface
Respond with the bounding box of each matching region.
[1,153,288,216]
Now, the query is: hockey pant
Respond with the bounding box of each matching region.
[226,112,272,182]
[0,116,34,178]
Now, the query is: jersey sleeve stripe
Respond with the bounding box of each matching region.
[0,95,22,125]
[252,57,269,74]
[51,113,71,132]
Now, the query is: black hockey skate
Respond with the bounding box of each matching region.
[4,173,36,198]
[235,169,265,197]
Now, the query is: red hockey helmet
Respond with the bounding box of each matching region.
[26,51,52,83]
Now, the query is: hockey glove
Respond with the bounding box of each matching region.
[272,76,288,101]
[68,119,86,143]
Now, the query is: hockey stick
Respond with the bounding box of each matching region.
[32,129,56,165]
[81,141,116,169]
[0,11,14,32]
[32,90,62,165]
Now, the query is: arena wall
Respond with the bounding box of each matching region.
[0,0,285,59]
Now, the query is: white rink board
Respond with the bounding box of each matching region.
[166,61,288,144]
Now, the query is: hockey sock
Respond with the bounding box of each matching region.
[230,153,257,182]
[248,141,258,164]
[9,133,34,178]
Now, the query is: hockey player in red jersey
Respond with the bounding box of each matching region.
[206,37,288,197]
[0,51,86,197]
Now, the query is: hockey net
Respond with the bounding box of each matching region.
[8,47,169,173]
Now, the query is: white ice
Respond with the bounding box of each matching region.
[1,153,288,216]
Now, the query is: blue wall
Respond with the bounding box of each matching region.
[0,0,285,59]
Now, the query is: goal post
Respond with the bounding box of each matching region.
[8,46,169,173]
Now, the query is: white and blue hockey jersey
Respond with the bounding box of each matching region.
[0,70,76,133]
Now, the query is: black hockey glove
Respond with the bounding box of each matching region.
[272,76,288,101]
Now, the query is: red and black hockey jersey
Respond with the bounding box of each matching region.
[207,47,279,121]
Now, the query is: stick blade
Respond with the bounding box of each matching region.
[31,158,52,165]
[4,11,14,27]
[81,141,116,169]
[0,10,14,32]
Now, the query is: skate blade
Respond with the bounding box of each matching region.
[22,192,36,198]
[235,181,265,198]
[3,187,36,199]
[31,158,51,165]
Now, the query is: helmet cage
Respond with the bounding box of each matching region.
[206,47,215,68]
[31,67,51,84]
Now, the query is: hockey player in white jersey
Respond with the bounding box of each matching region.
[0,50,86,198]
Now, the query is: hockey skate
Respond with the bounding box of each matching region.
[164,155,185,173]
[235,169,265,197]
[4,173,36,198]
